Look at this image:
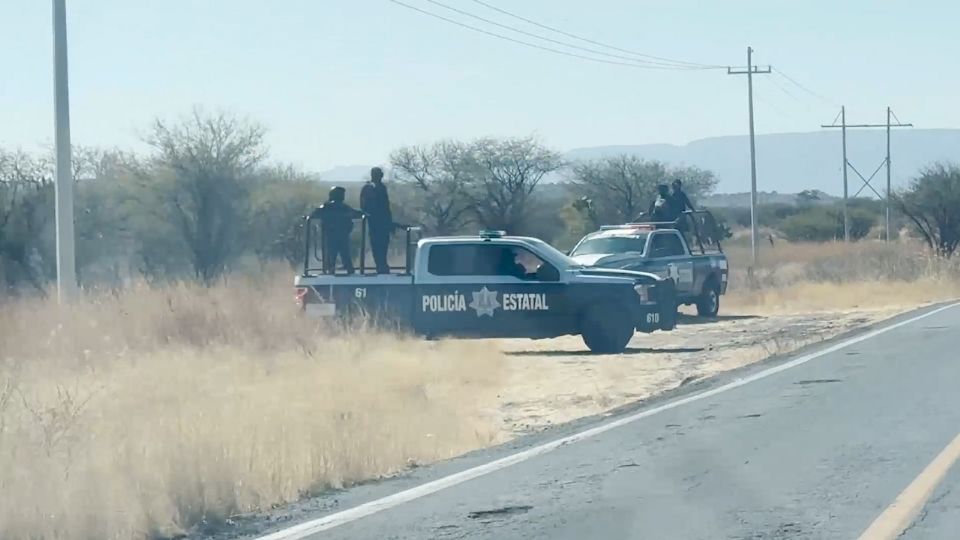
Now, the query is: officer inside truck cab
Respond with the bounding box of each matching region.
[498,247,529,279]
[312,186,363,274]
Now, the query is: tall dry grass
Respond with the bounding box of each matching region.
[723,240,960,312]
[0,272,505,540]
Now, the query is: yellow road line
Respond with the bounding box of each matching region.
[858,431,960,540]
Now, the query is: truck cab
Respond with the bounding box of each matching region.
[568,211,729,317]
[294,220,678,353]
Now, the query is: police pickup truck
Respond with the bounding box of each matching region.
[568,211,728,317]
[294,219,678,353]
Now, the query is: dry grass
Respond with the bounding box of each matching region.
[2,238,957,540]
[722,239,960,313]
[0,273,505,540]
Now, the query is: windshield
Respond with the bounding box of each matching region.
[571,235,648,256]
[524,237,585,268]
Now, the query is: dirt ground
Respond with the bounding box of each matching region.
[487,306,905,436]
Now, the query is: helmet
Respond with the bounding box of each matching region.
[329,186,346,202]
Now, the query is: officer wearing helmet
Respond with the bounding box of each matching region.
[311,186,364,274]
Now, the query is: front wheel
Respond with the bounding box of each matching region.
[696,281,720,317]
[580,303,634,354]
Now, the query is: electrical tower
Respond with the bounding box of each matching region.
[728,47,771,267]
[821,107,913,242]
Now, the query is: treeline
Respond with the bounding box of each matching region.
[711,195,893,242]
[0,110,716,292]
[2,109,958,293]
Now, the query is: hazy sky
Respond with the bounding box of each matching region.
[2,0,957,171]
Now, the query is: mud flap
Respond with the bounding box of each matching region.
[657,278,678,331]
[634,279,677,333]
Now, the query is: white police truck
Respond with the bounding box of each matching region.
[568,211,729,317]
[294,217,678,354]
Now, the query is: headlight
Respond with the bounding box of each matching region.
[633,283,652,302]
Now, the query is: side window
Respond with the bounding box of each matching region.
[427,244,559,281]
[650,234,686,257]
[509,246,560,282]
[427,245,490,276]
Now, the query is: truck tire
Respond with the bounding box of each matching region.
[696,279,720,317]
[580,303,634,354]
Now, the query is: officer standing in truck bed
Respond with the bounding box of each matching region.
[311,186,363,274]
[360,166,394,274]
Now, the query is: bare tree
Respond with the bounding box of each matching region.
[895,163,960,256]
[569,155,717,226]
[390,141,475,235]
[145,108,267,282]
[465,137,562,233]
[569,155,664,226]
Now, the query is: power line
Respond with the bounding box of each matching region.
[469,0,723,69]
[423,0,706,69]
[754,92,794,121]
[387,0,716,70]
[773,68,835,105]
[766,75,804,104]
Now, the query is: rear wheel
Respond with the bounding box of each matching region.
[580,303,634,354]
[696,280,720,317]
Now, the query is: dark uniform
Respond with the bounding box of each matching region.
[648,184,678,227]
[670,179,695,213]
[360,167,394,274]
[312,186,363,274]
[670,179,695,235]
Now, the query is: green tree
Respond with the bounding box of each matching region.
[0,149,53,293]
[778,205,875,242]
[895,163,960,256]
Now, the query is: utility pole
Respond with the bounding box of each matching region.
[821,107,912,243]
[728,47,771,267]
[53,0,77,301]
[886,107,892,241]
[841,106,849,243]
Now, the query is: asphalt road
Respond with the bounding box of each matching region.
[250,303,960,540]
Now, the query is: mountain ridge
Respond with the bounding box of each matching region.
[317,129,960,196]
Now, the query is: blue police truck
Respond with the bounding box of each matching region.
[294,216,678,354]
[567,211,729,317]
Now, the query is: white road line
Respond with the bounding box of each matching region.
[256,303,960,540]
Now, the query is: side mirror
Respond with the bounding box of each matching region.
[537,264,561,282]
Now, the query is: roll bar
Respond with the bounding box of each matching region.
[301,213,422,277]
